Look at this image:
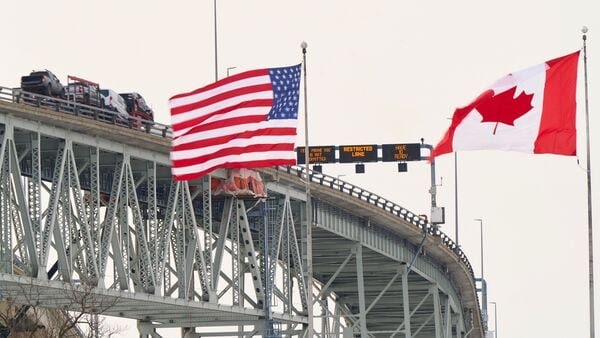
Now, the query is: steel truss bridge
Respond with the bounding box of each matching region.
[0,88,484,337]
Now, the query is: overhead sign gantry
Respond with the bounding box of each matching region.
[296,143,423,170]
[295,142,445,224]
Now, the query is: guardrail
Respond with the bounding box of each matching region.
[0,84,476,286]
[278,165,476,281]
[0,86,172,138]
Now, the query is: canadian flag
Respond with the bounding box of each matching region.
[432,51,580,159]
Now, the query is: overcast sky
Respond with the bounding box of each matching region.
[2,1,599,337]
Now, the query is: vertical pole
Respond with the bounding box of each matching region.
[213,0,218,81]
[444,296,452,338]
[401,266,412,338]
[420,143,439,224]
[495,302,498,338]
[431,285,442,338]
[454,152,459,245]
[264,202,272,337]
[355,246,368,337]
[430,159,437,208]
[474,218,487,331]
[481,279,488,333]
[209,0,218,307]
[582,27,595,338]
[490,301,497,338]
[202,176,214,301]
[301,41,314,337]
[480,220,484,279]
[473,219,484,279]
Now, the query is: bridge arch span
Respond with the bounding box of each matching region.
[0,90,483,337]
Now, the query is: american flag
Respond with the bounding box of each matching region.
[169,64,302,181]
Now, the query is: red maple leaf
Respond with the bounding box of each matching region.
[477,86,534,134]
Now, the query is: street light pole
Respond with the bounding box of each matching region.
[474,218,484,278]
[226,66,237,77]
[490,301,498,338]
[474,218,488,332]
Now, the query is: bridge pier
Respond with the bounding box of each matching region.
[138,320,161,338]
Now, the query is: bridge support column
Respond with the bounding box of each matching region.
[432,284,442,338]
[0,123,12,274]
[402,265,412,338]
[332,300,343,336]
[444,295,452,338]
[353,245,368,337]
[137,320,162,338]
[454,313,463,338]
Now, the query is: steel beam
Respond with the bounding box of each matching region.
[316,249,354,300]
[432,284,442,338]
[402,265,412,338]
[236,199,265,308]
[354,245,368,337]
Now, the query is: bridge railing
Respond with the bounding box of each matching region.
[0,84,475,283]
[0,86,172,138]
[278,165,476,280]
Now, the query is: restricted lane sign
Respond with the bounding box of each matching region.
[338,144,378,163]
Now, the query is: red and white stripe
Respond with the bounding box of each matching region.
[169,69,297,181]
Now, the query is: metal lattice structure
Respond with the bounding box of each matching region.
[0,89,484,337]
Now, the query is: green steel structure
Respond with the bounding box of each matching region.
[0,88,483,337]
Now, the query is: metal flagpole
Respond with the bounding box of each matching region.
[301,40,314,337]
[213,0,218,81]
[582,26,595,338]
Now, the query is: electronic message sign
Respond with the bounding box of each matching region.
[381,143,421,162]
[296,146,336,164]
[338,144,378,163]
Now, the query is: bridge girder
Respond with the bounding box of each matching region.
[0,96,482,337]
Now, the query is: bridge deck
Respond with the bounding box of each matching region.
[0,273,305,325]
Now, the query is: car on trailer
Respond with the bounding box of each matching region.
[20,70,65,97]
[119,92,154,124]
[100,88,129,120]
[65,75,103,108]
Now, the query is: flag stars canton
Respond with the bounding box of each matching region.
[268,65,301,120]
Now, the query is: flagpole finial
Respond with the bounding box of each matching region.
[301,41,308,54]
[582,26,589,34]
